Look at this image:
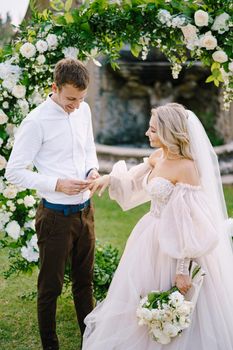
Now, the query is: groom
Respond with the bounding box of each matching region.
[5,58,99,350]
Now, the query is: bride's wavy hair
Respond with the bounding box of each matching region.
[151,103,193,160]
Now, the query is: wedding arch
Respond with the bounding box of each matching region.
[0,0,232,299]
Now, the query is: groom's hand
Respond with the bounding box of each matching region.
[55,179,91,195]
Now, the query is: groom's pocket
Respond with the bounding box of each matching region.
[35,204,56,244]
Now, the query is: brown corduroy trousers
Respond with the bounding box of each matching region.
[35,201,95,350]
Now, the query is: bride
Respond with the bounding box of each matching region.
[82,103,233,350]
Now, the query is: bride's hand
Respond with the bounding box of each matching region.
[175,274,192,295]
[89,175,110,197]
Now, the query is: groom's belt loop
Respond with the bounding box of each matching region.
[42,198,90,216]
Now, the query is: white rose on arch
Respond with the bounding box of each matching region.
[20,42,36,59]
[212,50,228,63]
[200,31,218,50]
[194,10,209,27]
[0,109,8,124]
[36,40,48,53]
[212,13,230,34]
[46,34,58,50]
[3,184,18,199]
[0,155,7,170]
[24,195,36,207]
[12,85,26,99]
[5,220,21,240]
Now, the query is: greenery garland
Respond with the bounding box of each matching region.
[0,0,232,299]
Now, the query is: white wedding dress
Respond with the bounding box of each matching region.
[82,160,233,350]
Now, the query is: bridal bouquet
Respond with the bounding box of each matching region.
[136,262,205,345]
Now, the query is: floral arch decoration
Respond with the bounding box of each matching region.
[0,0,232,293]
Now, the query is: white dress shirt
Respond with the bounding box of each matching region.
[5,95,99,204]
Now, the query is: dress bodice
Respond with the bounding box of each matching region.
[143,176,175,218]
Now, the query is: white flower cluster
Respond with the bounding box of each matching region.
[157,10,186,28]
[137,290,193,345]
[21,234,39,262]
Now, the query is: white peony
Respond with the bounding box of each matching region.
[20,42,36,59]
[62,47,79,59]
[17,99,29,116]
[0,155,7,170]
[12,85,26,99]
[229,62,233,73]
[24,195,36,207]
[212,50,228,63]
[194,10,209,27]
[163,322,179,337]
[0,109,8,124]
[212,13,230,34]
[36,40,48,53]
[200,31,217,50]
[36,54,46,65]
[5,220,21,240]
[168,291,184,307]
[3,185,18,199]
[46,34,58,50]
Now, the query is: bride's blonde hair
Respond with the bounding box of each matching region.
[151,103,193,160]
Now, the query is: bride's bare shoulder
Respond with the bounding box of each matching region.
[176,159,200,185]
[148,148,163,167]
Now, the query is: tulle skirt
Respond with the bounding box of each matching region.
[82,212,233,350]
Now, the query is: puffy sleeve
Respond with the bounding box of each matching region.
[108,159,151,211]
[158,184,220,259]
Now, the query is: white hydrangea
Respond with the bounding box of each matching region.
[0,109,8,124]
[157,10,172,26]
[12,85,26,99]
[21,244,39,262]
[212,13,230,34]
[200,31,218,50]
[46,34,58,50]
[62,47,79,59]
[212,50,228,63]
[17,99,29,116]
[171,16,186,28]
[36,54,46,65]
[3,185,18,199]
[194,10,209,27]
[20,42,36,59]
[2,76,18,91]
[24,195,36,207]
[0,61,21,81]
[5,220,21,240]
[36,40,48,53]
[0,155,7,170]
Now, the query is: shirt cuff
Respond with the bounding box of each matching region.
[86,168,98,178]
[176,258,191,275]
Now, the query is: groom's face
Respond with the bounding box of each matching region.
[52,83,87,113]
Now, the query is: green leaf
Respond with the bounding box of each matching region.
[206,75,214,83]
[130,44,142,58]
[64,12,74,24]
[65,0,73,12]
[214,79,220,87]
[211,62,220,72]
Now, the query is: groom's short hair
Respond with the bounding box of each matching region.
[54,58,89,90]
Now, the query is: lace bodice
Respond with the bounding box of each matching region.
[143,176,175,217]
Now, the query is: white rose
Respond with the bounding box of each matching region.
[2,76,18,91]
[36,40,48,53]
[0,155,7,170]
[169,291,184,307]
[157,10,172,25]
[6,123,17,136]
[2,101,9,109]
[46,34,58,50]
[194,10,209,27]
[212,13,230,34]
[36,54,46,65]
[5,220,21,240]
[20,42,36,59]
[3,185,18,199]
[200,32,218,50]
[229,62,233,72]
[24,195,36,207]
[12,85,26,99]
[62,47,79,59]
[181,24,198,41]
[0,109,8,124]
[21,244,39,262]
[212,50,228,63]
[17,99,29,116]
[163,322,179,337]
[171,16,186,28]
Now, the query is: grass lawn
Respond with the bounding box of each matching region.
[1,186,233,349]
